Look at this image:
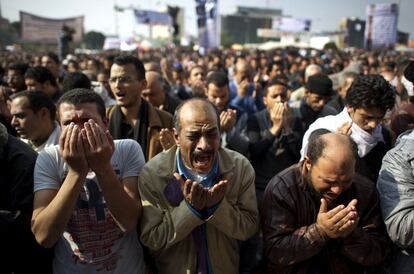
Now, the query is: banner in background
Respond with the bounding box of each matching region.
[272,18,311,32]
[364,3,398,49]
[195,0,220,51]
[20,11,84,43]
[133,10,172,26]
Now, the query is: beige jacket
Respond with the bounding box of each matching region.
[138,146,259,274]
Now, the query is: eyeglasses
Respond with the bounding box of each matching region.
[108,76,138,85]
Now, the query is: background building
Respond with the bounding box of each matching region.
[221,6,282,45]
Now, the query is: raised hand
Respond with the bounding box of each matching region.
[316,198,358,239]
[160,128,175,151]
[337,199,359,237]
[0,86,11,122]
[60,123,88,175]
[205,173,232,208]
[81,119,114,173]
[237,79,250,98]
[281,102,293,132]
[337,121,352,136]
[174,173,206,211]
[269,103,284,135]
[220,109,237,132]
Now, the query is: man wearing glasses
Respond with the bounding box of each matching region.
[107,55,173,160]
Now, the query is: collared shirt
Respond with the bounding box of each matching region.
[22,122,61,152]
[175,149,219,274]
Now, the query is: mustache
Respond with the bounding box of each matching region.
[192,149,214,158]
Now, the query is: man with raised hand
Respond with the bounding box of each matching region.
[31,88,146,273]
[139,98,258,274]
[262,132,390,273]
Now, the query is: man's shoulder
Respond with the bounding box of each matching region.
[113,139,142,154]
[266,164,303,192]
[147,102,173,128]
[321,105,339,116]
[142,147,175,175]
[352,173,377,196]
[221,147,248,160]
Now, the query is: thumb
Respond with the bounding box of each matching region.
[319,198,328,213]
[173,172,184,187]
[347,199,358,210]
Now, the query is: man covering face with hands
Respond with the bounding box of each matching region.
[31,89,146,274]
[261,132,390,274]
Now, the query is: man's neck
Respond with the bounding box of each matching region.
[32,122,55,148]
[120,98,142,125]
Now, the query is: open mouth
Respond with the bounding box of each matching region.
[115,92,126,99]
[192,152,213,171]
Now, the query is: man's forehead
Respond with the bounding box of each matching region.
[185,123,218,132]
[111,63,136,74]
[59,102,99,115]
[11,97,30,111]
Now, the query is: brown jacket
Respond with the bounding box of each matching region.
[107,101,173,160]
[261,163,391,274]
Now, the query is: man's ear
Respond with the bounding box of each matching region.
[173,128,179,145]
[346,106,354,115]
[38,107,50,120]
[303,156,312,175]
[140,79,148,90]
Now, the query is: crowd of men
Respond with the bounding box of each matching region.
[1,46,414,274]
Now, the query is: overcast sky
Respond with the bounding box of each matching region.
[1,0,413,38]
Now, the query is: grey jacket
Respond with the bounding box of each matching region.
[377,129,414,274]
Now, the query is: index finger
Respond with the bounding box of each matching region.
[325,204,345,219]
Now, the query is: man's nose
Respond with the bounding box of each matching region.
[11,116,18,127]
[330,185,344,195]
[197,136,209,150]
[367,119,380,129]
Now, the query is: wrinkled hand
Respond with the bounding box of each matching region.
[237,79,250,98]
[337,122,352,136]
[269,103,285,135]
[81,119,114,173]
[316,198,358,239]
[205,173,232,208]
[60,123,88,175]
[336,199,359,238]
[281,103,293,133]
[220,109,237,132]
[160,128,175,151]
[174,173,206,210]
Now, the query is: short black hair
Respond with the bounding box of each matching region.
[62,72,91,93]
[25,66,58,87]
[263,78,288,96]
[8,62,29,75]
[113,55,145,80]
[267,60,284,73]
[345,75,395,112]
[57,88,105,119]
[307,133,358,164]
[43,52,60,64]
[173,98,220,133]
[13,90,56,120]
[206,71,229,88]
